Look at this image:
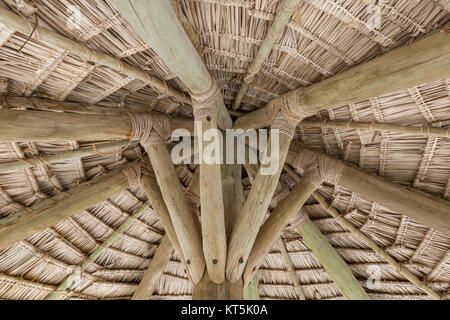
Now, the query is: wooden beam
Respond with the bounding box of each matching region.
[227,133,293,282]
[233,0,301,110]
[243,273,260,300]
[140,174,191,280]
[2,96,126,115]
[313,192,442,300]
[192,273,243,300]
[46,200,153,300]
[285,142,450,236]
[132,236,174,300]
[147,144,205,284]
[0,140,132,174]
[235,27,450,130]
[243,170,322,285]
[0,108,194,142]
[299,119,450,139]
[109,0,232,130]
[277,238,306,300]
[0,6,189,105]
[198,117,227,283]
[0,163,134,250]
[297,217,370,300]
[112,0,232,283]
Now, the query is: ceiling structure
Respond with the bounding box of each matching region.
[0,0,448,300]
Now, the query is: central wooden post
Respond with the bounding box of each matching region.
[193,274,243,300]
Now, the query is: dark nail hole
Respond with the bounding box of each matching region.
[184,269,187,274]
[187,260,191,265]
[207,116,211,121]
[239,258,244,264]
[212,259,218,265]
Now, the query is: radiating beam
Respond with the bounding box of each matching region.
[235,26,450,131]
[0,163,135,250]
[233,0,301,110]
[111,0,232,283]
[0,108,193,142]
[132,236,174,300]
[0,6,189,105]
[286,142,450,236]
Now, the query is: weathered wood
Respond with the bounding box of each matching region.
[299,119,450,139]
[147,144,205,284]
[277,238,306,300]
[313,192,442,300]
[199,117,226,284]
[46,201,153,300]
[193,273,243,300]
[243,171,322,285]
[227,133,292,283]
[132,236,174,300]
[3,96,126,115]
[0,140,132,174]
[222,162,242,240]
[140,174,191,279]
[235,27,450,130]
[0,109,193,142]
[243,274,260,300]
[297,218,371,300]
[285,142,450,236]
[0,164,132,249]
[110,0,232,130]
[0,7,189,105]
[233,0,301,109]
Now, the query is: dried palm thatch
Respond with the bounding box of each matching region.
[0,0,448,300]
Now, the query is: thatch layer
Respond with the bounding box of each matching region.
[0,0,448,300]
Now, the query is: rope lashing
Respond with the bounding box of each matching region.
[122,162,142,188]
[289,209,309,229]
[269,89,313,138]
[128,112,172,149]
[191,80,224,120]
[293,149,346,186]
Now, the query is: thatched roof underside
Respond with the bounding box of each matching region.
[0,0,449,300]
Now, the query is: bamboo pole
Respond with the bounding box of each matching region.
[146,144,205,284]
[0,140,132,174]
[297,218,371,300]
[285,142,450,236]
[132,236,174,300]
[312,192,443,300]
[0,163,134,249]
[0,109,194,142]
[277,238,306,300]
[46,200,153,300]
[233,0,301,110]
[299,120,450,139]
[227,133,293,282]
[0,7,189,105]
[234,27,450,130]
[243,170,322,285]
[109,0,232,130]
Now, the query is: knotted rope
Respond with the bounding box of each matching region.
[128,112,172,149]
[191,80,224,120]
[293,149,346,186]
[269,89,313,138]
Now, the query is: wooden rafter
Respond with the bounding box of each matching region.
[0,162,136,250]
[235,26,450,131]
